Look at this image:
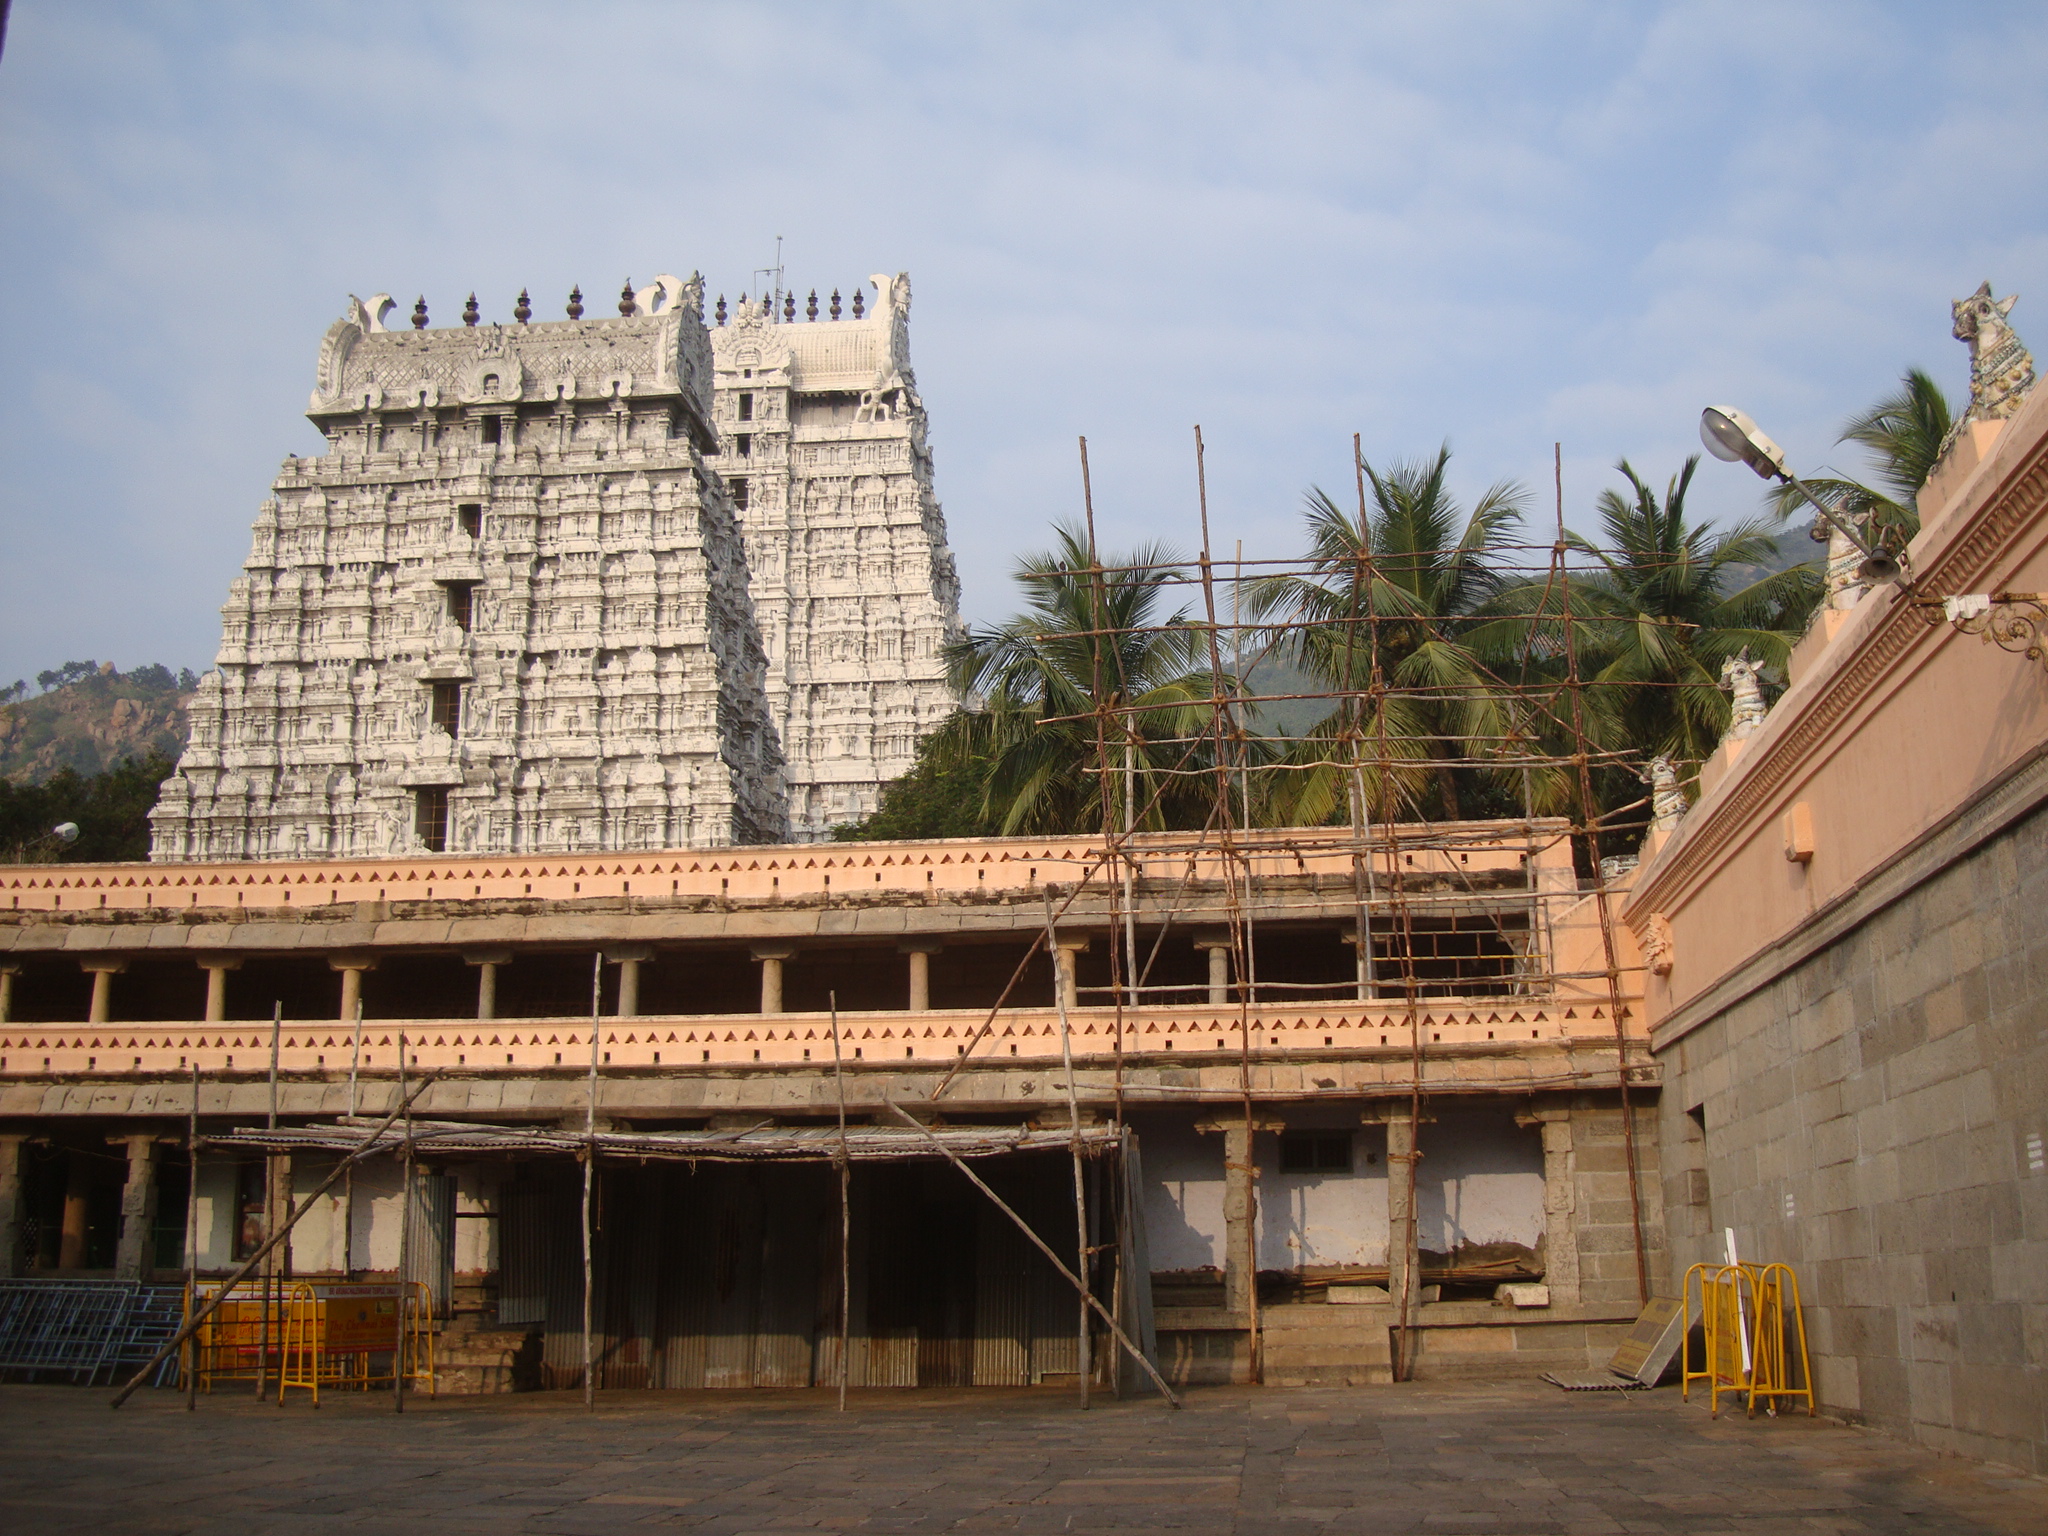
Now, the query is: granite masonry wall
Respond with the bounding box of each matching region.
[1656,800,2048,1471]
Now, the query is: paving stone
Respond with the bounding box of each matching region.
[1,1381,2044,1534]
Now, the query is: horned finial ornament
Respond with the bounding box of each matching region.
[411,296,429,330]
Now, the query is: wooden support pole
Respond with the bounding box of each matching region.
[584,952,600,1411]
[395,1032,411,1414]
[831,991,850,1412]
[185,1062,198,1411]
[257,1002,280,1400]
[880,1101,1181,1408]
[344,999,362,1282]
[1045,894,1091,1409]
[110,1070,439,1408]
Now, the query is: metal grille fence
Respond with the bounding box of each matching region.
[0,1280,185,1387]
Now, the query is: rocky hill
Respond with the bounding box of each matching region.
[0,662,195,783]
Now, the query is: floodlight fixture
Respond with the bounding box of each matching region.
[1699,406,1903,586]
[52,822,79,845]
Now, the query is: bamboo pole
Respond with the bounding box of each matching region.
[1193,425,1263,1384]
[1552,440,1650,1304]
[257,1001,281,1400]
[880,1101,1181,1408]
[830,991,850,1412]
[345,998,362,1281]
[184,1061,199,1411]
[1044,892,1091,1409]
[584,952,601,1411]
[109,1070,439,1408]
[395,1032,411,1413]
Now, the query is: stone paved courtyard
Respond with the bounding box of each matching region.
[1,1381,2044,1535]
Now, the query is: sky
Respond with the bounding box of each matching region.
[1,1,2045,684]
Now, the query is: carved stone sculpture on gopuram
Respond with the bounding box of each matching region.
[148,268,963,862]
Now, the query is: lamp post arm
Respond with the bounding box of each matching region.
[1774,469,1884,562]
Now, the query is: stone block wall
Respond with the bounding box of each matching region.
[1656,802,2048,1472]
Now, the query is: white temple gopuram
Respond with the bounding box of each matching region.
[148,271,962,861]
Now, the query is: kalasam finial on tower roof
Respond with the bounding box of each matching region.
[619,278,636,317]
[514,288,531,325]
[462,293,479,327]
[566,285,583,320]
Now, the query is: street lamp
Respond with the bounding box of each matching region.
[1700,406,1902,586]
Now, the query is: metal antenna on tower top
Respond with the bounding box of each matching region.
[751,235,785,324]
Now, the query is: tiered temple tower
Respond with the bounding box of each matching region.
[149,275,792,861]
[706,274,964,837]
[149,268,965,862]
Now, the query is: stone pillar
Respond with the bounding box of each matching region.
[1194,934,1232,1005]
[59,1151,92,1269]
[1381,1112,1426,1309]
[1197,1115,1281,1318]
[329,955,375,1022]
[82,958,127,1025]
[605,945,652,1019]
[751,944,797,1014]
[0,964,17,1025]
[465,950,511,1021]
[0,1134,25,1277]
[198,957,241,1023]
[112,1134,160,1280]
[1051,937,1089,1013]
[1519,1107,1580,1303]
[900,941,942,1011]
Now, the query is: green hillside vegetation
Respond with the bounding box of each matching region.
[0,662,195,861]
[0,661,195,781]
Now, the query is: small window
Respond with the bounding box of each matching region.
[415,787,449,853]
[445,583,474,631]
[480,416,501,445]
[730,477,749,510]
[1279,1132,1353,1174]
[430,681,461,738]
[736,433,751,458]
[738,391,754,421]
[457,504,482,538]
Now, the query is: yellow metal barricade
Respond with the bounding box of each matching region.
[1682,1261,1813,1418]
[189,1280,434,1405]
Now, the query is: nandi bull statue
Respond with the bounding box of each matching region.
[1641,755,1688,835]
[1942,282,2036,456]
[1720,648,1768,742]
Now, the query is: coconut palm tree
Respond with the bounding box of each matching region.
[935,522,1238,836]
[1248,446,1528,824]
[1557,456,1820,770]
[1770,368,1954,544]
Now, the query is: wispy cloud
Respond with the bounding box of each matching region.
[2,0,2044,676]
